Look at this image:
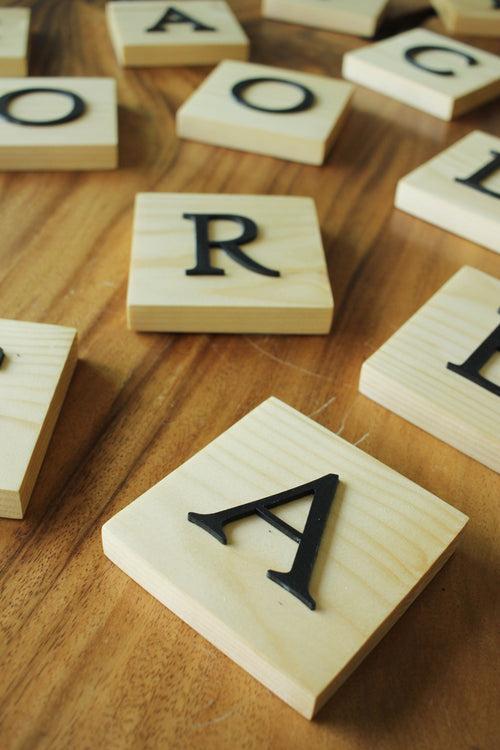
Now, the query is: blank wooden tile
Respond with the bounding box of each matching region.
[342,28,500,120]
[262,0,389,37]
[127,193,334,334]
[0,8,30,76]
[0,78,118,171]
[431,0,500,37]
[102,396,468,719]
[106,1,249,67]
[176,60,353,164]
[360,267,500,472]
[0,319,77,519]
[396,130,500,255]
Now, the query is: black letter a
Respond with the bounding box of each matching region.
[188,474,339,610]
[447,312,500,397]
[147,6,215,32]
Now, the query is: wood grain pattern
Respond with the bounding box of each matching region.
[395,130,500,253]
[0,319,77,518]
[103,397,468,718]
[176,60,353,164]
[431,0,500,36]
[0,1,498,749]
[127,193,334,333]
[342,28,500,120]
[359,267,500,471]
[0,77,118,170]
[0,7,30,76]
[262,0,390,37]
[107,1,249,67]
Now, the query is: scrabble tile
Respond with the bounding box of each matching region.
[262,0,389,37]
[0,319,77,519]
[386,0,432,19]
[102,396,468,719]
[0,78,118,171]
[342,28,500,120]
[106,1,249,67]
[126,193,334,334]
[0,8,30,76]
[176,60,353,164]
[360,267,500,472]
[431,0,500,37]
[395,130,500,255]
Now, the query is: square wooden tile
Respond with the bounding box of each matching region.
[395,130,500,255]
[0,319,77,519]
[262,0,389,37]
[126,193,334,334]
[360,267,500,472]
[106,1,249,67]
[0,78,118,170]
[102,397,468,719]
[0,8,30,76]
[431,0,500,37]
[342,28,500,120]
[176,60,353,164]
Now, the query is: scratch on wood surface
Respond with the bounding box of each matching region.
[244,337,333,380]
[192,706,238,730]
[354,432,370,447]
[308,394,336,418]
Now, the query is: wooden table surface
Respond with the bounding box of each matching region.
[0,2,499,748]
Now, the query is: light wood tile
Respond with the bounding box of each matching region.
[176,60,353,164]
[360,267,500,472]
[395,130,500,255]
[342,28,500,120]
[0,8,30,77]
[262,0,389,37]
[0,78,118,170]
[127,193,334,334]
[0,319,77,519]
[106,1,249,67]
[431,0,500,37]
[102,397,468,718]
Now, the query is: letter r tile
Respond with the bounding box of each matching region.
[342,28,500,120]
[102,397,468,718]
[176,60,353,164]
[360,267,500,472]
[395,130,500,255]
[126,193,334,334]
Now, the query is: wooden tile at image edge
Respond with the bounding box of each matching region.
[102,397,468,719]
[360,267,500,472]
[0,319,77,519]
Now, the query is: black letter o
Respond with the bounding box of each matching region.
[231,77,315,114]
[0,88,86,127]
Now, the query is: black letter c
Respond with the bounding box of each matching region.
[404,45,478,77]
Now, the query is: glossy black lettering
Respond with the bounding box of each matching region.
[188,474,339,610]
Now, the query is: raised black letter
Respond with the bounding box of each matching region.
[455,150,500,200]
[231,77,315,114]
[184,213,280,277]
[0,88,85,127]
[447,313,500,397]
[188,474,339,610]
[0,347,4,368]
[147,6,215,32]
[404,45,478,76]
